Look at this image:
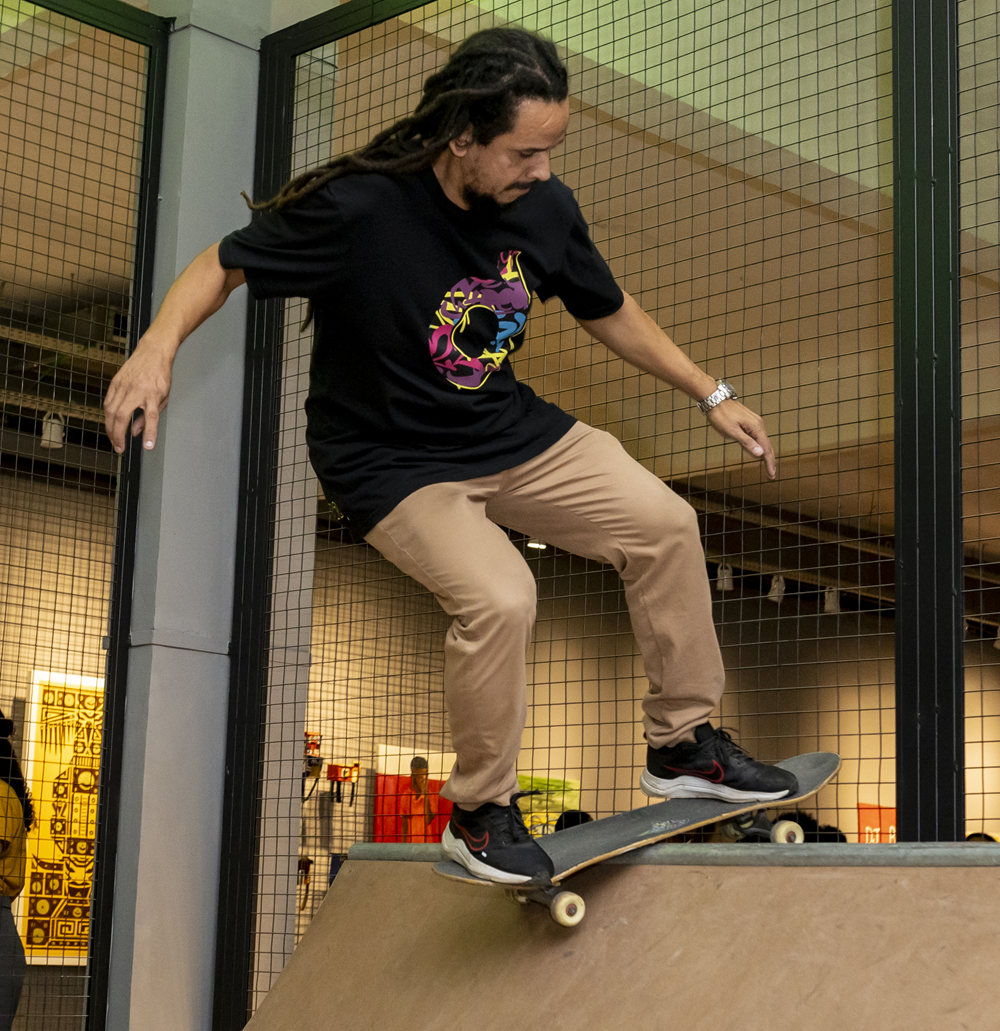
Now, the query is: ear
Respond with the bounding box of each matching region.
[449,125,475,156]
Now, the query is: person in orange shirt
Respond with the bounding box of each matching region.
[401,757,436,844]
[0,711,32,1031]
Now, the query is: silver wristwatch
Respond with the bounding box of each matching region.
[697,380,738,414]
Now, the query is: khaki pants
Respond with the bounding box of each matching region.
[365,421,725,808]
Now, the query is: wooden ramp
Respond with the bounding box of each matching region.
[246,845,1000,1031]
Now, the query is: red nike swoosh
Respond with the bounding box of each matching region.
[665,760,725,784]
[459,826,489,851]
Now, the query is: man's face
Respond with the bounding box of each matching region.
[452,97,570,214]
[410,766,428,792]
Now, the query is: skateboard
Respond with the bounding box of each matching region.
[434,751,840,926]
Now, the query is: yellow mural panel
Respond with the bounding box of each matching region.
[18,672,103,963]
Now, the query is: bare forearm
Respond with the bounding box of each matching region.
[577,290,777,478]
[142,243,245,358]
[577,292,717,401]
[104,243,245,452]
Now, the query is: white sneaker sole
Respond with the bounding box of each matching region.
[441,826,534,885]
[639,769,792,804]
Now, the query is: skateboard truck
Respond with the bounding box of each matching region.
[710,811,806,844]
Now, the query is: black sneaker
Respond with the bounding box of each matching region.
[640,723,798,803]
[442,793,555,885]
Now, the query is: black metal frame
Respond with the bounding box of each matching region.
[892,0,965,841]
[212,0,969,1019]
[21,3,174,1029]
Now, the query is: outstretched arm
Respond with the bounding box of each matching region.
[103,243,246,453]
[576,292,776,479]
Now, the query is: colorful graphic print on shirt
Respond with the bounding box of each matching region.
[427,251,530,390]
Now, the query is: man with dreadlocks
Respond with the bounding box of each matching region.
[105,27,798,885]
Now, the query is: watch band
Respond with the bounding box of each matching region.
[697,380,738,414]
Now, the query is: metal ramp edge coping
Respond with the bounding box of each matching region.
[347,841,1000,868]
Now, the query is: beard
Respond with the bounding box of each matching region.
[462,180,535,219]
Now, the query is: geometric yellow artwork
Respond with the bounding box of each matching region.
[17,671,104,964]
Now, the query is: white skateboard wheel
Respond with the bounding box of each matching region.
[771,819,805,844]
[550,891,585,927]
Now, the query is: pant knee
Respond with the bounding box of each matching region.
[630,487,701,552]
[672,497,701,543]
[459,566,537,634]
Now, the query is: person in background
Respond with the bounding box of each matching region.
[0,710,33,1030]
[401,756,436,843]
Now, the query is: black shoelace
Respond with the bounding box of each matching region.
[709,727,754,766]
[503,790,541,844]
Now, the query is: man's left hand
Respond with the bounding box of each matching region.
[706,399,777,479]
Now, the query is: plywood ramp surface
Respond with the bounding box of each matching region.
[246,859,998,1031]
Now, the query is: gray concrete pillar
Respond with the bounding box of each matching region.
[105,3,268,1029]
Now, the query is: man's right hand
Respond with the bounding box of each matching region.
[103,337,176,453]
[102,243,245,453]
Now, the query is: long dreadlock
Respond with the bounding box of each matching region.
[246,27,569,213]
[0,712,34,832]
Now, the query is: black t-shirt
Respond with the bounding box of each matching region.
[218,167,624,536]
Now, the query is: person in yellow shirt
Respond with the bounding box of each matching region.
[0,711,32,1031]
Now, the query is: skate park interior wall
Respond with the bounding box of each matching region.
[0,481,114,710]
[0,477,115,1029]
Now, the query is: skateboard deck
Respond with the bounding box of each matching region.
[435,751,840,925]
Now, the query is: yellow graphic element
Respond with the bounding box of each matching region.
[18,672,103,963]
[429,252,530,391]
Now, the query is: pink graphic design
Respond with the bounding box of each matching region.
[428,251,530,390]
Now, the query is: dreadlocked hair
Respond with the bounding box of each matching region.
[245,27,569,214]
[0,718,34,832]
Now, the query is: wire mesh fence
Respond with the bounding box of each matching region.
[0,1,150,1026]
[248,0,909,1001]
[6,0,994,1023]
